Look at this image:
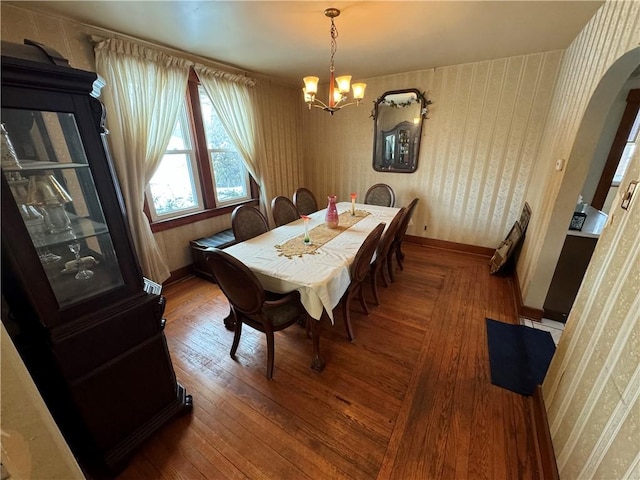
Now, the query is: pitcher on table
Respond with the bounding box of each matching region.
[325,195,339,229]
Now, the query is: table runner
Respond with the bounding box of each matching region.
[275,209,370,258]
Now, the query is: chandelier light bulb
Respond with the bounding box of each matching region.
[303,76,319,95]
[303,88,314,103]
[352,83,366,100]
[335,75,352,94]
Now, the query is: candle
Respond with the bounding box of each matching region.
[350,193,357,215]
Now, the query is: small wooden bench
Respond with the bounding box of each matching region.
[190,228,236,282]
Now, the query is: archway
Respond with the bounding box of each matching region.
[523,46,640,312]
[542,48,640,322]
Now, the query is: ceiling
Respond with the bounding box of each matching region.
[12,1,604,86]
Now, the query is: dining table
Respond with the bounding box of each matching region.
[224,201,403,372]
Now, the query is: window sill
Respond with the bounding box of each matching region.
[149,198,259,233]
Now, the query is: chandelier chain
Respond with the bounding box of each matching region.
[329,18,338,73]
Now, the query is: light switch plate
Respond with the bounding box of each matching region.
[621,180,638,210]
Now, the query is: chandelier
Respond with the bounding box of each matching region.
[303,8,366,115]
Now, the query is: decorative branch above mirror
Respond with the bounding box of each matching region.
[371,89,431,173]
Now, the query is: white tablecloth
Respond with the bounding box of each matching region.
[224,202,401,322]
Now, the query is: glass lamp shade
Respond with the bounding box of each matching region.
[335,75,352,93]
[27,175,73,206]
[333,90,342,104]
[26,174,75,237]
[352,83,367,100]
[303,76,319,95]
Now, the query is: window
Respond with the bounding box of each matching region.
[198,85,250,205]
[147,102,202,219]
[145,70,254,227]
[612,108,640,186]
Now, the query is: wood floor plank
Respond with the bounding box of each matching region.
[116,244,540,480]
[115,453,167,480]
[180,347,382,479]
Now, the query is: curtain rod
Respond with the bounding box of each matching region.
[89,32,252,80]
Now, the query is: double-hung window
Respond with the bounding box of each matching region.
[198,85,250,205]
[145,71,254,228]
[147,102,202,218]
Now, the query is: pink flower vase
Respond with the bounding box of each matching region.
[325,195,339,229]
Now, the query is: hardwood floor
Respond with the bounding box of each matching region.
[116,243,539,479]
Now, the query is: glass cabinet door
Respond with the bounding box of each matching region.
[2,107,124,307]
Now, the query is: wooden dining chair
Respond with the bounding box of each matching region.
[369,207,405,306]
[293,187,318,216]
[231,205,269,242]
[388,197,419,281]
[271,195,300,227]
[207,248,308,379]
[364,183,396,207]
[342,222,386,342]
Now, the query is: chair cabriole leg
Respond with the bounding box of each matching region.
[343,289,356,342]
[266,329,275,379]
[309,316,325,372]
[230,316,242,357]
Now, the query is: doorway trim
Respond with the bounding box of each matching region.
[592,88,640,210]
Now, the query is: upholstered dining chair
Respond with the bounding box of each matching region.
[364,183,396,207]
[369,207,405,306]
[231,205,270,242]
[271,195,300,227]
[293,187,318,216]
[206,248,307,379]
[341,223,386,342]
[388,197,419,281]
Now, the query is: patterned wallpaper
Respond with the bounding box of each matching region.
[535,2,640,477]
[545,150,639,479]
[301,52,562,248]
[1,5,96,72]
[517,0,640,309]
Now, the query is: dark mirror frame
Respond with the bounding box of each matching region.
[371,88,430,173]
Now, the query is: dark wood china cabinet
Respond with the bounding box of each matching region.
[1,40,191,476]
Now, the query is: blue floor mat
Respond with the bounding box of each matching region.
[486,318,556,396]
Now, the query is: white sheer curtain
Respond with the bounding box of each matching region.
[93,38,192,283]
[194,65,269,215]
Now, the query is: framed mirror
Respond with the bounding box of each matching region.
[372,89,430,173]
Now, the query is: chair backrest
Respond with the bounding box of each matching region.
[364,183,395,207]
[351,223,386,283]
[231,205,270,242]
[395,198,419,242]
[206,248,264,315]
[271,195,300,227]
[293,187,318,216]
[376,207,406,260]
